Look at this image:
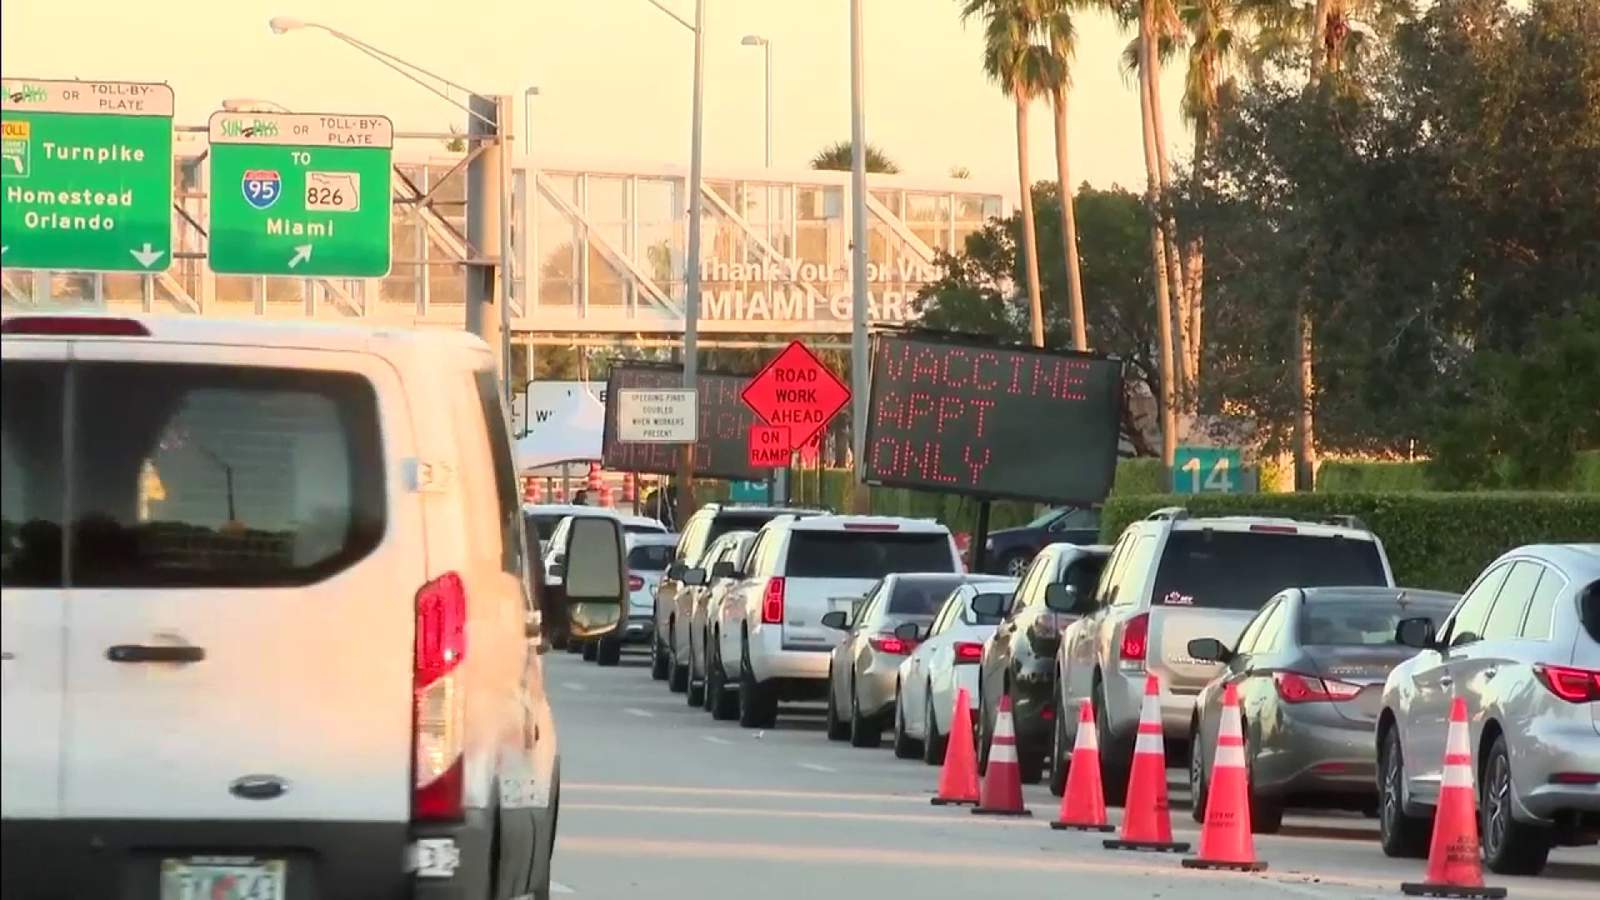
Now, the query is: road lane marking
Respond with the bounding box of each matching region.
[797,763,836,773]
[563,783,931,804]
[561,682,586,691]
[565,802,1033,829]
[550,882,576,894]
[701,735,731,745]
[622,707,654,718]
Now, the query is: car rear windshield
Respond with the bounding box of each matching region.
[1581,581,1599,644]
[628,544,674,571]
[527,514,566,541]
[708,512,780,545]
[624,523,664,535]
[785,531,954,579]
[1150,530,1387,611]
[1299,597,1454,646]
[1,360,385,588]
[889,576,967,615]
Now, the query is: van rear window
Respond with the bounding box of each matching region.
[1581,581,1599,644]
[889,576,967,614]
[2,361,385,588]
[785,531,955,579]
[1150,531,1387,611]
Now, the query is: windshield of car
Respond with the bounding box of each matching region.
[1299,596,1454,646]
[888,576,968,615]
[1150,530,1388,610]
[624,523,664,535]
[527,514,566,541]
[785,531,954,579]
[708,512,781,547]
[627,544,674,571]
[1025,508,1064,529]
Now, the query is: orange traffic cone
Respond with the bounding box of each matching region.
[1183,683,1267,872]
[972,694,1032,817]
[931,688,981,807]
[1104,675,1189,853]
[1051,699,1115,832]
[1401,698,1507,898]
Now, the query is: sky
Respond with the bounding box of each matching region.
[1,0,1194,198]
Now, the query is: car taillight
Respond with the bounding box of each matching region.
[628,573,645,592]
[413,572,467,821]
[0,315,150,336]
[1534,664,1600,703]
[869,635,913,655]
[761,577,786,625]
[1118,613,1149,669]
[953,641,984,663]
[1274,671,1362,703]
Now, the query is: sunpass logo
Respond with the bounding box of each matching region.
[219,118,280,139]
[6,84,47,104]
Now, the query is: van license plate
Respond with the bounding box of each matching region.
[160,857,286,900]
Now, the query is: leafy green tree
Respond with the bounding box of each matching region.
[809,141,900,174]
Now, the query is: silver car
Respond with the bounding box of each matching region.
[681,530,757,708]
[822,573,994,748]
[1378,544,1600,875]
[623,533,679,644]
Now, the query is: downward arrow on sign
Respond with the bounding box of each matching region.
[287,244,313,269]
[129,243,165,268]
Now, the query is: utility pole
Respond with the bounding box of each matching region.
[675,0,707,526]
[466,94,503,383]
[848,0,871,514]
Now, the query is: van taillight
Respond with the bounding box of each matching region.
[761,577,786,624]
[1118,613,1149,669]
[628,574,645,592]
[413,572,467,821]
[0,315,150,336]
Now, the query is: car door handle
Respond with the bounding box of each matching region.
[107,644,205,664]
[1438,675,1454,688]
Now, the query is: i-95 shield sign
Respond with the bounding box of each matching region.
[241,169,281,210]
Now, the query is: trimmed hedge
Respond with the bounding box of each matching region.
[1100,492,1600,592]
[1317,451,1600,493]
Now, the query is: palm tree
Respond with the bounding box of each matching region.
[1037,0,1089,351]
[810,141,900,174]
[960,0,1051,348]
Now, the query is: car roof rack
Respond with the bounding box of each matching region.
[1145,507,1191,521]
[1148,506,1369,532]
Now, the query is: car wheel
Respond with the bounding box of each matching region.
[976,683,992,776]
[849,678,883,748]
[1481,732,1552,875]
[737,636,777,729]
[1096,680,1131,806]
[923,686,948,766]
[1378,725,1431,859]
[595,636,621,667]
[1188,719,1208,824]
[1049,698,1070,798]
[685,630,706,705]
[667,622,689,693]
[580,640,598,662]
[650,634,670,681]
[1002,552,1030,578]
[1013,689,1044,785]
[565,637,584,655]
[893,685,922,759]
[700,631,716,712]
[708,637,740,721]
[1250,791,1284,834]
[825,668,851,740]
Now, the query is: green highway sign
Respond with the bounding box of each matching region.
[0,77,174,273]
[1173,445,1246,494]
[207,111,393,278]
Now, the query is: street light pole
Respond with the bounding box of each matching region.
[848,0,871,512]
[742,32,783,505]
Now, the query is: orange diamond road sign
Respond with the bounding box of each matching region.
[748,425,791,469]
[741,341,851,451]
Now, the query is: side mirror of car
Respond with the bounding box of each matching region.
[821,610,850,630]
[548,561,566,580]
[563,516,628,641]
[682,567,707,587]
[1395,617,1437,650]
[893,621,923,642]
[711,560,736,581]
[1187,637,1232,663]
[667,561,687,582]
[1044,583,1094,615]
[971,593,1007,619]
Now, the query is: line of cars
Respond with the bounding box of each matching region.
[588,498,1598,878]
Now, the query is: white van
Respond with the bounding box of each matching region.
[0,314,562,899]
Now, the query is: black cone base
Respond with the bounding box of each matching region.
[1051,821,1116,833]
[1400,883,1507,899]
[930,797,977,807]
[972,807,1033,817]
[1103,838,1191,853]
[1183,858,1268,872]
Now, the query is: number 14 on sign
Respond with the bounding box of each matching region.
[1174,446,1242,494]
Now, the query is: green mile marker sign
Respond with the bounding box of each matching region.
[207,111,394,278]
[0,77,174,273]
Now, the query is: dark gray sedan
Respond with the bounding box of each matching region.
[1186,586,1458,832]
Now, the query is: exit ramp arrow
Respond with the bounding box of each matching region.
[129,243,165,268]
[287,244,313,269]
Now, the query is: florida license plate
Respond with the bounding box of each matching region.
[160,857,286,900]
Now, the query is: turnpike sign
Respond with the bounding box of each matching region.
[740,341,851,452]
[0,78,173,273]
[207,111,394,278]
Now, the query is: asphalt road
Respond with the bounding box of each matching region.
[546,649,1599,899]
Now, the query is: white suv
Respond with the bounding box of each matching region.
[0,314,562,900]
[714,515,963,728]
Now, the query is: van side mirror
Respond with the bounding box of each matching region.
[563,516,627,641]
[1395,617,1437,650]
[821,610,849,630]
[682,567,707,587]
[1045,583,1092,615]
[971,593,1007,618]
[548,561,566,579]
[1187,637,1232,663]
[667,561,687,581]
[893,621,923,642]
[711,560,736,581]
